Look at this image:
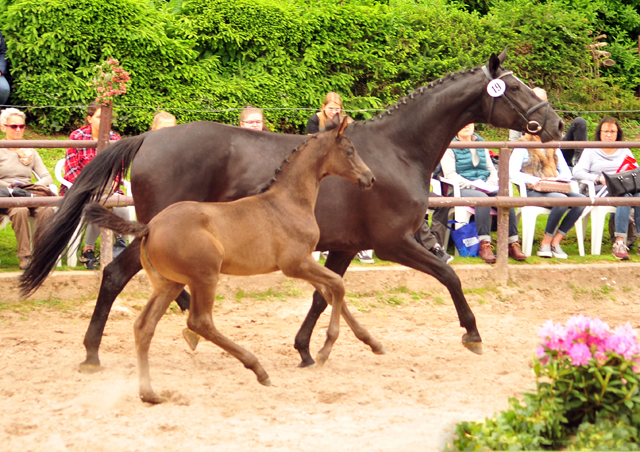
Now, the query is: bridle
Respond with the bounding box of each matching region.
[481,65,551,135]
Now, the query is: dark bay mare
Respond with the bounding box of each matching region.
[21,49,564,370]
[82,119,376,403]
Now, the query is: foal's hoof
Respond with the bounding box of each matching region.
[462,334,483,355]
[315,352,328,367]
[182,328,201,351]
[78,362,103,374]
[140,393,166,404]
[373,347,387,355]
[258,376,272,387]
[297,355,316,368]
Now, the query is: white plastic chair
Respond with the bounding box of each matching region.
[511,179,586,257]
[55,158,136,266]
[580,180,619,255]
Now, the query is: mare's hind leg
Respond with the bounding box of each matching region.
[80,238,192,372]
[294,251,384,367]
[135,281,185,404]
[187,279,271,386]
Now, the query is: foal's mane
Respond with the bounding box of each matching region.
[256,135,318,194]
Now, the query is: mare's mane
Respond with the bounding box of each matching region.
[256,135,319,194]
[349,66,502,129]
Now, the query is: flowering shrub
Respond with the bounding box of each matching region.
[92,58,131,106]
[453,316,640,450]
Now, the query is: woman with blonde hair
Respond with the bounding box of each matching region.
[306,92,354,134]
[151,111,176,131]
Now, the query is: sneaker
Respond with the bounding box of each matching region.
[613,241,630,260]
[312,251,321,261]
[551,245,568,259]
[113,236,127,259]
[537,245,552,258]
[80,249,99,270]
[356,250,375,264]
[430,244,453,264]
[478,241,496,264]
[508,242,527,261]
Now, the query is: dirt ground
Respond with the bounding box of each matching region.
[1,265,640,452]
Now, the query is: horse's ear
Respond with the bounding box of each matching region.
[498,46,508,64]
[337,116,349,138]
[488,53,501,78]
[324,114,341,132]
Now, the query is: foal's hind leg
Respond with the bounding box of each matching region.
[187,279,271,386]
[135,281,185,404]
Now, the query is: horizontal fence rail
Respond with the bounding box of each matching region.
[1,136,640,281]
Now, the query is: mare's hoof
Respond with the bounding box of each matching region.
[462,336,483,355]
[78,362,103,374]
[182,328,201,351]
[315,353,328,367]
[297,357,316,368]
[140,393,166,404]
[258,376,272,387]
[374,347,387,355]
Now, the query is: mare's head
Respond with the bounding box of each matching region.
[320,116,375,190]
[481,48,564,141]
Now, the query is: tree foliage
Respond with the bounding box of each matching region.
[1,0,638,134]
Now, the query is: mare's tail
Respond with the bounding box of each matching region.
[82,203,150,238]
[19,135,148,298]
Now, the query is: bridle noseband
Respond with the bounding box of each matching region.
[481,65,551,135]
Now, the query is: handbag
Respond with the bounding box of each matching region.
[530,180,571,194]
[447,220,480,257]
[603,168,640,197]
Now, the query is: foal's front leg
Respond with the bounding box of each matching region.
[285,256,347,366]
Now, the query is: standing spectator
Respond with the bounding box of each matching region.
[442,123,526,263]
[0,108,54,269]
[306,92,354,135]
[510,132,586,259]
[0,30,10,106]
[63,101,127,269]
[573,117,639,260]
[151,111,176,131]
[239,105,264,131]
[509,87,587,166]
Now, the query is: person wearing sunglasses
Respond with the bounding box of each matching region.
[0,108,54,269]
[0,30,9,106]
[573,117,638,260]
[239,105,264,131]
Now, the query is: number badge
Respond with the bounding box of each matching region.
[487,79,506,98]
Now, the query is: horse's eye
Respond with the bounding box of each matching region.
[346,148,354,157]
[510,84,519,92]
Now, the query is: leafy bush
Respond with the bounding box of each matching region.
[453,315,640,450]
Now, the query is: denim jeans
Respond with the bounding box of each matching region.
[613,192,640,239]
[0,76,9,106]
[526,190,586,236]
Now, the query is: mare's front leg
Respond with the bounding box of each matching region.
[135,281,185,404]
[294,251,354,367]
[377,235,482,354]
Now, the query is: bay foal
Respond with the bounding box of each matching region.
[83,118,376,403]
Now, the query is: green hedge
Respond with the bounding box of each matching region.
[1,0,638,135]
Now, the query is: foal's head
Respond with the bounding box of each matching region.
[320,116,375,190]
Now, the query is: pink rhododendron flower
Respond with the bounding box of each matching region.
[568,343,592,366]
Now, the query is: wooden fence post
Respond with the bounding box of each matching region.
[495,147,510,285]
[98,104,114,273]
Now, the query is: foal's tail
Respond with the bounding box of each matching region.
[19,134,148,298]
[82,203,150,238]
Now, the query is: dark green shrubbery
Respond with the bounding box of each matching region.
[1,0,638,134]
